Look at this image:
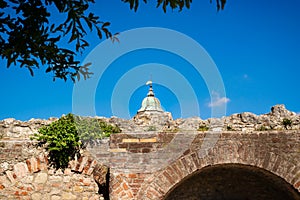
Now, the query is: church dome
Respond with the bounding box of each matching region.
[138,81,163,113]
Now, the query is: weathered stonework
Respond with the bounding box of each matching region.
[164,164,300,200]
[1,105,299,138]
[0,118,57,139]
[0,153,107,200]
[103,130,300,200]
[0,104,299,199]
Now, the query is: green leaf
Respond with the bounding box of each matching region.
[102,22,110,27]
[28,67,34,76]
[96,27,102,39]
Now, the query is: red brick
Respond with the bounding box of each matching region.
[166,166,178,181]
[133,179,144,183]
[37,157,42,171]
[51,182,62,187]
[131,188,139,195]
[190,152,200,168]
[113,185,123,195]
[163,171,175,185]
[146,187,160,199]
[29,157,39,173]
[142,148,151,153]
[123,182,129,190]
[128,174,137,179]
[127,191,134,198]
[87,160,98,175]
[20,191,28,195]
[146,190,153,199]
[171,163,183,179]
[115,175,123,183]
[112,181,121,190]
[26,159,32,173]
[294,181,300,189]
[120,190,126,197]
[75,157,82,171]
[82,158,92,174]
[26,187,33,191]
[6,171,17,183]
[78,157,88,172]
[137,174,146,179]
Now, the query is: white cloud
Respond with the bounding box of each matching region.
[208,92,230,107]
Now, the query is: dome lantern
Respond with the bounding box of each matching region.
[137,80,163,113]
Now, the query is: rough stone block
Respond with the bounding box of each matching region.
[61,192,77,200]
[5,170,16,183]
[34,172,48,184]
[14,162,29,178]
[140,138,157,143]
[109,148,127,152]
[73,185,83,193]
[31,193,42,200]
[122,138,139,143]
[78,156,88,172]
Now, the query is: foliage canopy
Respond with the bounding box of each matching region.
[282,118,292,130]
[123,0,226,12]
[31,113,121,169]
[0,0,117,82]
[0,0,226,81]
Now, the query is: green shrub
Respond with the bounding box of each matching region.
[31,114,121,169]
[198,125,209,132]
[165,128,179,133]
[146,126,157,131]
[282,118,292,130]
[257,126,268,131]
[74,116,121,147]
[31,114,80,169]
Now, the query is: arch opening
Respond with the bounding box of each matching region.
[164,164,300,200]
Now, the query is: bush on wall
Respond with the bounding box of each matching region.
[31,113,121,169]
[74,115,121,147]
[282,118,292,130]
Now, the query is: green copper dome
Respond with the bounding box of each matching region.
[138,81,163,113]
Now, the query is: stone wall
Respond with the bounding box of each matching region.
[1,105,299,139]
[0,104,299,199]
[0,117,109,200]
[0,153,108,200]
[1,129,300,199]
[0,118,56,139]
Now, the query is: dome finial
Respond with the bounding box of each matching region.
[146,80,154,97]
[137,79,163,113]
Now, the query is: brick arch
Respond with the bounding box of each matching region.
[164,163,300,200]
[137,143,300,199]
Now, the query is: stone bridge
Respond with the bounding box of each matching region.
[102,130,300,200]
[1,129,299,200]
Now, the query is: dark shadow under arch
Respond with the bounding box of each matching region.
[164,164,300,200]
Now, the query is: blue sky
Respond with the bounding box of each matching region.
[1,1,300,120]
